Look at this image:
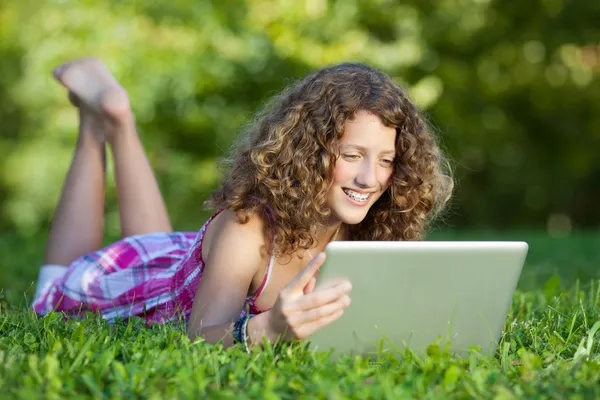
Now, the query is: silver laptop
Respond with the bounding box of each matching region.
[308,241,528,358]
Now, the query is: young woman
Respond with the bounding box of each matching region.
[31,58,453,351]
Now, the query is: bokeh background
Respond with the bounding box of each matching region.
[1,0,599,303]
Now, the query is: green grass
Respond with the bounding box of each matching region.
[1,230,600,398]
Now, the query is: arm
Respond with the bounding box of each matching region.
[186,211,353,350]
[186,211,273,348]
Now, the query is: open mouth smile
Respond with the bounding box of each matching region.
[343,188,372,203]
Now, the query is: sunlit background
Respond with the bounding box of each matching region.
[0,0,598,267]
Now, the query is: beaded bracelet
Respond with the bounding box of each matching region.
[233,314,253,352]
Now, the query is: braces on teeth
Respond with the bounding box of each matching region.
[344,189,370,201]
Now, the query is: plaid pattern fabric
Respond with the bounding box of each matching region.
[31,210,271,324]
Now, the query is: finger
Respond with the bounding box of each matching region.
[290,294,351,327]
[287,252,326,292]
[303,272,348,295]
[294,280,351,311]
[313,277,350,290]
[295,309,345,340]
[303,276,316,295]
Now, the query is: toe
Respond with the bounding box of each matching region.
[52,61,73,81]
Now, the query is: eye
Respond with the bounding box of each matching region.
[380,159,395,167]
[343,154,361,160]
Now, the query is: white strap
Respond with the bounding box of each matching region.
[261,255,274,293]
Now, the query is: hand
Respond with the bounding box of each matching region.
[267,252,352,342]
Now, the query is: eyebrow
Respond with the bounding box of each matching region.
[341,144,396,155]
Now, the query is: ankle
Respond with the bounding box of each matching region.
[101,87,133,125]
[109,110,136,131]
[106,115,139,149]
[77,126,106,148]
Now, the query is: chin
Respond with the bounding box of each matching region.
[327,189,382,226]
[330,206,371,226]
[341,215,368,226]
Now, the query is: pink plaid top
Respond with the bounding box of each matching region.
[31,210,273,324]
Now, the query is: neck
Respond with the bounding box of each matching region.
[319,222,344,243]
[304,222,344,259]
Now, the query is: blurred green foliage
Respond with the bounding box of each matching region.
[0,0,598,237]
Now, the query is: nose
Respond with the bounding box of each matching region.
[355,158,378,189]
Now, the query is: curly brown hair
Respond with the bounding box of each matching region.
[207,62,453,258]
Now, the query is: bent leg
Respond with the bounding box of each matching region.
[44,107,106,266]
[54,58,173,238]
[108,118,173,237]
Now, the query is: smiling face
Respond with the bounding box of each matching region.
[326,109,397,225]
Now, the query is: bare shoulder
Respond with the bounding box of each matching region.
[201,209,269,264]
[187,209,270,331]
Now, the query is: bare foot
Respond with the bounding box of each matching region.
[53,58,133,142]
